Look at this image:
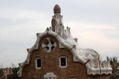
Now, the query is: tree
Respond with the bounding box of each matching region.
[0,69,3,78]
[12,67,20,79]
[107,57,119,79]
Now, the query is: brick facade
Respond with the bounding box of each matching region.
[22,35,110,79]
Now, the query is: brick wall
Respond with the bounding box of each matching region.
[22,34,110,79]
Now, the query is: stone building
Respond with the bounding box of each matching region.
[18,4,112,79]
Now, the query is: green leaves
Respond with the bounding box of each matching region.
[0,69,3,78]
[107,57,119,79]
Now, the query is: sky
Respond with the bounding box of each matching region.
[0,0,119,67]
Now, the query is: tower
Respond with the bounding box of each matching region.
[51,4,71,39]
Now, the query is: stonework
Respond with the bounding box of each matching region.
[18,4,112,79]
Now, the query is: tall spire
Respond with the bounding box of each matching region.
[54,4,61,14]
[51,4,63,33]
[51,4,71,39]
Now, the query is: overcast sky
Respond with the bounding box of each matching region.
[0,0,119,67]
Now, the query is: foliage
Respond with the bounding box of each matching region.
[107,57,119,79]
[0,69,3,78]
[12,67,20,79]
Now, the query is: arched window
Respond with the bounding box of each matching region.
[59,56,67,68]
[36,58,41,69]
[44,72,57,79]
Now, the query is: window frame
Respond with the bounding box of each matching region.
[35,58,42,69]
[59,56,67,68]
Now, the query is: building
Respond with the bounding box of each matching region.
[18,4,112,79]
[0,68,14,79]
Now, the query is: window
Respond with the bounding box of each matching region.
[36,58,41,69]
[69,78,79,79]
[59,56,67,68]
[44,72,57,79]
[42,37,56,53]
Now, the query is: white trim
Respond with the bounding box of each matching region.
[59,56,67,68]
[35,58,42,69]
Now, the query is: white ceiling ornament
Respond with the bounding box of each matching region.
[42,37,56,52]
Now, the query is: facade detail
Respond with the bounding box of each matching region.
[42,37,56,53]
[18,4,112,79]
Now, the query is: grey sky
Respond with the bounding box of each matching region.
[0,0,119,67]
